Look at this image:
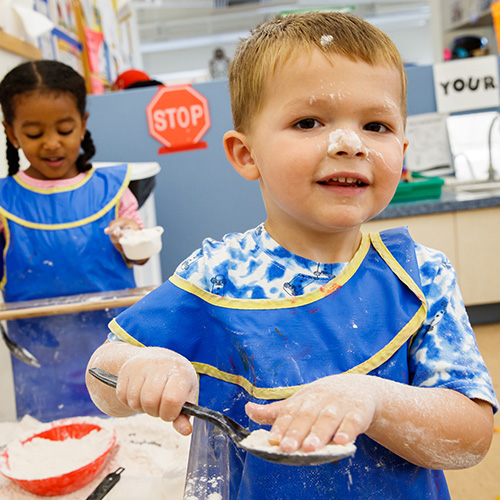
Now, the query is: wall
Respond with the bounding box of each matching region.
[86,56,500,281]
[87,81,266,278]
[0,48,37,178]
[142,20,435,84]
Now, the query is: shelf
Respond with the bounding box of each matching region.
[445,8,493,32]
[0,29,42,60]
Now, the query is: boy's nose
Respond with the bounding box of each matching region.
[327,129,367,157]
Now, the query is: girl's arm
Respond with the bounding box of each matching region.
[246,373,494,470]
[119,187,144,227]
[86,341,199,435]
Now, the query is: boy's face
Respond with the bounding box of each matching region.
[225,49,408,260]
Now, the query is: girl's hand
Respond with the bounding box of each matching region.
[105,217,141,246]
[245,374,377,453]
[116,347,199,435]
[105,218,148,264]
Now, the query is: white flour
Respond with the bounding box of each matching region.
[0,414,190,500]
[4,427,114,480]
[119,226,164,260]
[240,429,357,458]
[320,34,333,47]
[328,129,366,156]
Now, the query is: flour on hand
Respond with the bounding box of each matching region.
[240,429,357,458]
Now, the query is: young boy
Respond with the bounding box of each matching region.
[86,11,497,499]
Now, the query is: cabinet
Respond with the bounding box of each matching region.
[430,0,497,62]
[363,206,500,306]
[454,207,500,305]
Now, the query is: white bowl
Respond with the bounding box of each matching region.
[119,226,164,260]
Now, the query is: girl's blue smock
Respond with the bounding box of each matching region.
[0,164,136,421]
[0,164,135,301]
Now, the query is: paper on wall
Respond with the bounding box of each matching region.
[0,0,24,39]
[13,4,54,42]
[404,112,453,174]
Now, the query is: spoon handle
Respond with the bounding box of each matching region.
[0,321,40,368]
[180,401,250,442]
[87,367,250,443]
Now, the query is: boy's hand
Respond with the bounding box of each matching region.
[246,374,376,453]
[116,347,199,435]
[246,374,494,469]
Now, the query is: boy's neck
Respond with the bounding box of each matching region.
[264,221,362,263]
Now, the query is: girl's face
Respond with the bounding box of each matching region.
[3,90,88,180]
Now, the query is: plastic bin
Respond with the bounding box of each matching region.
[390,173,444,204]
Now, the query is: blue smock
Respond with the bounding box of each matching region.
[0,164,136,421]
[110,228,451,499]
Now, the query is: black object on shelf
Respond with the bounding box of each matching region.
[451,35,489,59]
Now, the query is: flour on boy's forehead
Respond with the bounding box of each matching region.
[321,35,334,48]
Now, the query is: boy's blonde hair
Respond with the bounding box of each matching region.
[228,11,407,133]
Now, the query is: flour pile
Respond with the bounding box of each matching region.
[4,426,114,480]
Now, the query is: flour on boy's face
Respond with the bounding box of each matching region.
[243,48,408,257]
[327,129,367,158]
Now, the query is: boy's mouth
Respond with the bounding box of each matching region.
[318,176,367,187]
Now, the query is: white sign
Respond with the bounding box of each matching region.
[433,55,500,114]
[405,113,452,173]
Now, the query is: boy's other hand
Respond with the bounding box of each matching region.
[245,373,377,453]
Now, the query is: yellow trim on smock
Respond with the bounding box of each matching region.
[0,165,131,231]
[169,232,370,310]
[110,232,427,401]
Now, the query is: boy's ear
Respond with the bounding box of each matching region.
[402,137,409,156]
[3,121,18,148]
[223,130,260,181]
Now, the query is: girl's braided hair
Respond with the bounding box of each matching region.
[0,60,95,176]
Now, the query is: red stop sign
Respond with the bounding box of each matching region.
[146,85,211,151]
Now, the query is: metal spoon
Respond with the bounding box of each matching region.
[88,367,356,466]
[0,321,40,368]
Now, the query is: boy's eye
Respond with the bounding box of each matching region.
[295,118,321,130]
[364,122,388,133]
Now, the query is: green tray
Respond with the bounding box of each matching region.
[390,173,444,204]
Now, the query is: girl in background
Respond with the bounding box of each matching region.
[0,60,146,421]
